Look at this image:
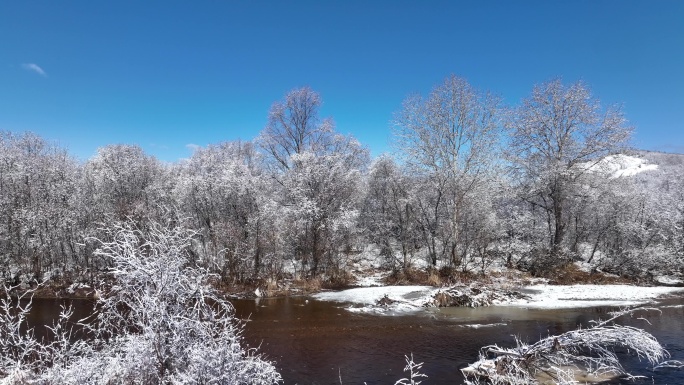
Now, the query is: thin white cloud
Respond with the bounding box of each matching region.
[22,63,47,77]
[186,143,201,152]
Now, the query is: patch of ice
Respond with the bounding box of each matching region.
[313,283,684,314]
[502,284,684,309]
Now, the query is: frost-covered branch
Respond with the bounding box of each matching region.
[394,354,428,385]
[0,285,42,378]
[462,308,668,385]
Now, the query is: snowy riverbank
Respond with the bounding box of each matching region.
[313,285,435,313]
[504,284,684,309]
[311,283,684,314]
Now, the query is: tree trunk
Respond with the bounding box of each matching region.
[553,204,565,254]
[551,178,566,255]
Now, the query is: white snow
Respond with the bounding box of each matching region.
[312,282,684,314]
[502,284,684,309]
[312,285,436,314]
[583,154,658,178]
[654,276,683,286]
[349,245,383,269]
[353,271,386,287]
[66,282,91,294]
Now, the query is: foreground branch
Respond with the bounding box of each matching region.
[462,308,668,385]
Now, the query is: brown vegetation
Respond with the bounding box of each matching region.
[385,267,429,285]
[546,264,633,285]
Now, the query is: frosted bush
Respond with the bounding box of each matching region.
[462,308,668,385]
[0,221,282,384]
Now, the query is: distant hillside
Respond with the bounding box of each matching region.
[637,149,684,167]
[632,150,684,193]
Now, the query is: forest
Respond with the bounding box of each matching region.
[1,76,683,292]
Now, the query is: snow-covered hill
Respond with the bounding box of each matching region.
[631,150,684,191]
[599,154,659,177]
[583,150,683,182]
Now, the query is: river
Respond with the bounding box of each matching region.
[24,295,684,384]
[232,296,684,384]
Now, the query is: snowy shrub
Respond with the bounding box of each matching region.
[0,221,282,384]
[462,308,669,385]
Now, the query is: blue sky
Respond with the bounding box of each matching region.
[1,1,683,161]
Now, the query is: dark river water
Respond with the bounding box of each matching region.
[25,295,684,384]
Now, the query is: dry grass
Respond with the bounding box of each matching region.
[263,278,279,297]
[384,266,491,287]
[323,270,355,289]
[385,267,430,285]
[437,266,480,286]
[426,269,441,286]
[548,264,632,285]
[292,277,322,293]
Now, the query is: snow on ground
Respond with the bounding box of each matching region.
[312,285,436,314]
[312,283,684,314]
[583,154,659,178]
[349,245,386,270]
[502,284,684,309]
[66,282,91,294]
[654,275,683,286]
[353,271,385,287]
[348,245,392,287]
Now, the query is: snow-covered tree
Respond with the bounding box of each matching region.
[174,141,277,281]
[277,143,367,277]
[258,86,335,172]
[594,155,684,277]
[258,87,369,278]
[393,75,502,269]
[506,79,632,271]
[82,144,161,222]
[362,156,418,269]
[0,132,80,284]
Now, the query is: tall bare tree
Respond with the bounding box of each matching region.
[507,79,632,265]
[258,87,369,277]
[258,87,335,171]
[393,75,502,268]
[362,156,417,269]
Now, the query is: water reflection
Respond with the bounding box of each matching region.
[23,298,95,342]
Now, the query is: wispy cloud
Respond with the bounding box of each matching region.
[22,63,47,77]
[186,143,201,152]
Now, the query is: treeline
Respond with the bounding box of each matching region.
[1,77,682,287]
